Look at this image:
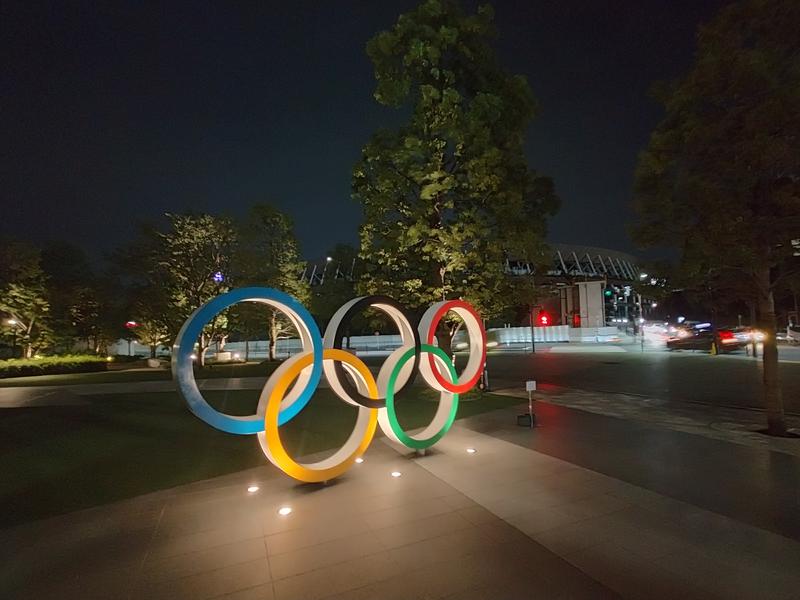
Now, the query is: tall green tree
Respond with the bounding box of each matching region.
[0,241,52,358]
[40,242,93,352]
[133,317,170,359]
[353,0,558,351]
[159,213,236,365]
[633,0,800,435]
[39,242,124,355]
[119,214,236,366]
[232,204,309,361]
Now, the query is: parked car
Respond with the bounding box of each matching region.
[666,323,747,353]
[731,327,766,344]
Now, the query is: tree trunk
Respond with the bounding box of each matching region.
[269,313,277,361]
[756,267,785,435]
[435,322,452,357]
[245,339,250,362]
[748,301,758,357]
[24,344,33,359]
[198,333,207,368]
[150,344,157,359]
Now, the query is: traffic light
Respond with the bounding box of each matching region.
[604,287,613,297]
[536,310,551,327]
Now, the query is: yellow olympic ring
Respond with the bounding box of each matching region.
[259,349,379,483]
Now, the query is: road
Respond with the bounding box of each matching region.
[1,342,796,415]
[484,346,800,414]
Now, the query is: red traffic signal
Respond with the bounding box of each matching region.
[536,310,551,327]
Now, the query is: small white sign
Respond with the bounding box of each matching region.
[525,380,537,392]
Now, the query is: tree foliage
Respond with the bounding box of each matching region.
[119,213,236,366]
[0,241,52,358]
[232,204,309,360]
[633,0,800,434]
[353,0,558,347]
[41,242,123,354]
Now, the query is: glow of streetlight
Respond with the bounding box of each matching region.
[6,319,17,326]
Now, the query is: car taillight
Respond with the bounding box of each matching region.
[719,330,736,343]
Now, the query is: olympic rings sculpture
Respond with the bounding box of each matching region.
[172,287,486,483]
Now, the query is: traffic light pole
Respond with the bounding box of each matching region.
[529,304,536,354]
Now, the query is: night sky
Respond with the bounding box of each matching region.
[1,1,728,261]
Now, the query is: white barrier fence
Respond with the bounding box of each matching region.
[109,326,623,359]
[486,325,570,345]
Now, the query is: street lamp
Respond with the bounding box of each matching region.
[322,256,333,284]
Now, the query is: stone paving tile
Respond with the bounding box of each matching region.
[21,560,144,599]
[362,495,455,529]
[563,542,682,600]
[530,514,622,557]
[406,423,800,600]
[505,385,800,458]
[657,545,799,600]
[553,492,633,520]
[268,530,383,580]
[371,510,474,549]
[265,513,371,555]
[439,492,479,510]
[455,504,497,525]
[271,551,396,600]
[157,503,266,539]
[147,519,264,561]
[504,505,583,535]
[137,557,271,600]
[215,583,275,599]
[385,526,503,573]
[141,537,268,583]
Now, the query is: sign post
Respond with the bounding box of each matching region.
[517,380,536,428]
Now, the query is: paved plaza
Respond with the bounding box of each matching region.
[3,397,800,600]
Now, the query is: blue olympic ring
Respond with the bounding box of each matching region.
[171,287,323,434]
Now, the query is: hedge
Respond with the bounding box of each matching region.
[0,355,109,379]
